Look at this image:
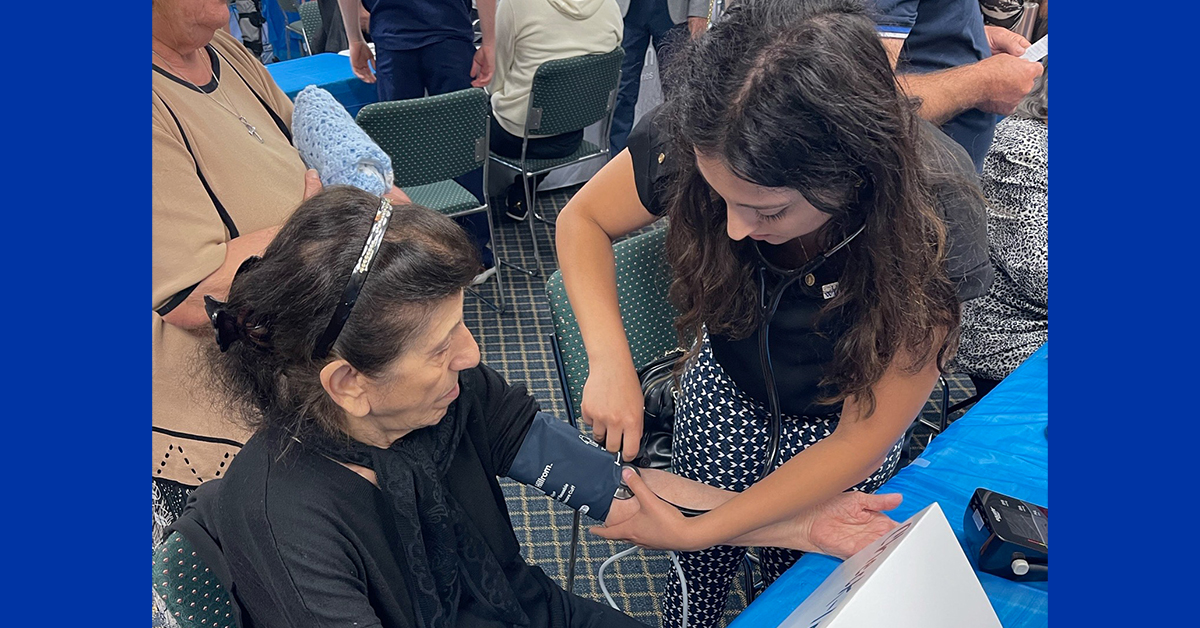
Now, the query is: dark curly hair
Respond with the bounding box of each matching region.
[205,186,480,440]
[661,0,968,415]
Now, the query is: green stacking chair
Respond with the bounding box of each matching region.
[546,227,678,426]
[297,1,322,55]
[490,47,625,275]
[154,532,239,628]
[547,227,768,617]
[357,88,507,312]
[545,226,681,594]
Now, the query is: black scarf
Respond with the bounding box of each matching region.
[310,396,529,628]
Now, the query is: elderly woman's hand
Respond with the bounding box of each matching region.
[303,169,323,200]
[385,186,411,205]
[302,170,410,206]
[764,492,903,559]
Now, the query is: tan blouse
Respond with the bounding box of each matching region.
[153,30,307,486]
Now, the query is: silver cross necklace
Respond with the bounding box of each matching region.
[153,48,264,143]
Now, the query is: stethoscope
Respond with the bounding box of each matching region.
[752,222,866,482]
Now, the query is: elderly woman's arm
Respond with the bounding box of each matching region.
[473,363,901,557]
[592,340,941,552]
[154,166,320,329]
[605,469,903,559]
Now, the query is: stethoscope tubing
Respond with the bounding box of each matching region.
[752,223,865,482]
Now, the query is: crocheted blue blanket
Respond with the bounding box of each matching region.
[292,85,393,196]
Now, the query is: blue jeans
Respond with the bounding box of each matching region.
[609,1,686,154]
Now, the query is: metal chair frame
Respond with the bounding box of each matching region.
[356,90,507,313]
[489,49,623,277]
[296,0,322,56]
[545,228,760,624]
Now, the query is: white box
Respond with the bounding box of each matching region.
[778,502,1002,628]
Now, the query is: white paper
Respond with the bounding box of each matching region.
[778,503,1002,628]
[1021,35,1048,61]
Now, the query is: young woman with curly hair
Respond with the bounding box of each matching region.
[557,0,992,625]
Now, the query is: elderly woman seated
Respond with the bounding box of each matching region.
[178,187,901,627]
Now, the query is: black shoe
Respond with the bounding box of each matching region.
[505,182,528,222]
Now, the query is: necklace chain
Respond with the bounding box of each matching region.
[153,48,264,143]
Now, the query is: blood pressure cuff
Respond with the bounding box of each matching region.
[507,412,623,522]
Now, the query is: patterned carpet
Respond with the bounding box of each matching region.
[463,184,981,627]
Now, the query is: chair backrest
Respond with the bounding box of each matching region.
[154,531,238,628]
[546,227,680,421]
[298,1,322,49]
[356,88,489,188]
[525,47,625,138]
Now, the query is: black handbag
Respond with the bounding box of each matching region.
[632,349,686,470]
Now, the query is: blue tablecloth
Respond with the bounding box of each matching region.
[266,53,378,117]
[731,344,1049,628]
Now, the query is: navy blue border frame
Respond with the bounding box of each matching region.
[4,2,145,623]
[1054,0,1196,623]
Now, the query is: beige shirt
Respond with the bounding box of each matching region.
[490,0,623,138]
[153,30,307,486]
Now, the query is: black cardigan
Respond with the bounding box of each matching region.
[177,364,642,628]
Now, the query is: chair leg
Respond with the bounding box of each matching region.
[497,171,544,277]
[500,258,540,278]
[530,182,562,268]
[463,209,507,313]
[742,554,758,603]
[523,171,543,270]
[938,375,950,433]
[484,207,506,313]
[567,510,581,593]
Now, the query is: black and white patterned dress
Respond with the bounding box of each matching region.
[956,116,1049,380]
[660,335,904,628]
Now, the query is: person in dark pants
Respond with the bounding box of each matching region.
[338,0,499,274]
[490,117,584,221]
[609,0,709,155]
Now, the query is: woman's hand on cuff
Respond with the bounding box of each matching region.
[589,467,708,551]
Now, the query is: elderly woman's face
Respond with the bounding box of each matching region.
[360,291,481,435]
[153,0,230,34]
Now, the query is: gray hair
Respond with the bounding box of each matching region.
[1014,58,1048,123]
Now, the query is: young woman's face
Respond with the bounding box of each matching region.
[360,291,481,434]
[695,152,832,246]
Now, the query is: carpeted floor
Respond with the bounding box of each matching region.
[463,184,980,627]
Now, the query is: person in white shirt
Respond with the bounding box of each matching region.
[489,0,623,220]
